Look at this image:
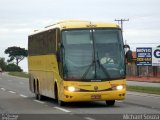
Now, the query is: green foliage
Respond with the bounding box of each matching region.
[127,85,160,95]
[5,46,28,65]
[8,72,29,78]
[6,63,23,72]
[0,57,7,71]
[0,57,23,72]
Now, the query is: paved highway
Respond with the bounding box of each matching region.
[127,81,160,87]
[0,73,160,120]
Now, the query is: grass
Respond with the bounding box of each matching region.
[8,72,29,78]
[127,85,160,95]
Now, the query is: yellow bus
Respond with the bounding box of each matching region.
[28,20,126,106]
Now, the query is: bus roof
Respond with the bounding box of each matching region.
[29,20,120,36]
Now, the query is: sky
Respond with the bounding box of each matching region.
[0,0,160,72]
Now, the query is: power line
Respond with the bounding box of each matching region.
[115,19,129,32]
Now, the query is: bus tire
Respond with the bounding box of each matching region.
[106,100,115,106]
[56,87,65,106]
[58,99,65,106]
[33,79,36,93]
[36,80,43,101]
[36,93,43,101]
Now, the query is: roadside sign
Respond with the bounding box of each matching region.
[136,47,160,66]
[136,47,152,66]
[152,47,160,66]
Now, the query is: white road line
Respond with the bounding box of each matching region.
[53,107,71,113]
[8,91,16,94]
[84,117,96,120]
[116,100,123,103]
[1,88,6,91]
[20,94,28,98]
[33,100,45,104]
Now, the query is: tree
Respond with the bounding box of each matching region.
[6,63,22,72]
[0,57,7,71]
[4,46,28,66]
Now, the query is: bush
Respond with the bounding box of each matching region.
[6,63,23,72]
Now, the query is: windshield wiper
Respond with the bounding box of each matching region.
[81,60,95,79]
[96,52,110,78]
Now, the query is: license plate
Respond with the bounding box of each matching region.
[91,95,101,99]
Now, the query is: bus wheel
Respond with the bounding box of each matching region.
[36,93,43,101]
[58,99,65,106]
[57,90,65,106]
[36,80,43,101]
[106,100,115,106]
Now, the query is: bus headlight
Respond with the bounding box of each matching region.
[111,85,124,90]
[116,85,123,90]
[65,86,80,92]
[68,86,76,92]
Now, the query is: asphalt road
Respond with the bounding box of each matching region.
[0,73,160,120]
[127,81,160,87]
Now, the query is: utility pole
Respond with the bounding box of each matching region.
[115,19,129,32]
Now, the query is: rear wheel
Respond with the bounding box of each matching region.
[36,93,43,100]
[106,100,115,106]
[35,80,43,101]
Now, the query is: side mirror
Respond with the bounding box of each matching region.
[58,43,64,48]
[126,50,133,63]
[123,44,130,49]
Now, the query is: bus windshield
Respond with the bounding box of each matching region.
[62,29,125,81]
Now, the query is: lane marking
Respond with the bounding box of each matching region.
[84,117,96,120]
[8,80,12,82]
[8,91,16,94]
[53,107,71,113]
[33,100,45,104]
[116,100,123,103]
[20,94,28,98]
[1,88,6,91]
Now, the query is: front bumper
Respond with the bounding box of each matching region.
[62,89,126,102]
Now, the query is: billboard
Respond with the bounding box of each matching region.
[152,47,160,66]
[136,47,160,66]
[136,47,152,66]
